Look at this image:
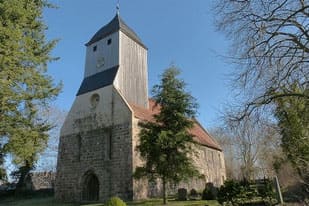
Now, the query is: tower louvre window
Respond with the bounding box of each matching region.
[107,39,112,45]
[93,45,97,52]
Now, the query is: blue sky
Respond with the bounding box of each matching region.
[44,0,233,128]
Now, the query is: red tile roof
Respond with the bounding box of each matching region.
[129,99,222,151]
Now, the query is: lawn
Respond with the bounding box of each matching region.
[127,198,219,206]
[0,196,220,206]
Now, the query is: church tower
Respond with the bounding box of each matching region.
[55,14,149,202]
[79,14,148,108]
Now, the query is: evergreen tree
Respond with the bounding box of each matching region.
[275,84,309,192]
[134,67,199,204]
[0,0,61,190]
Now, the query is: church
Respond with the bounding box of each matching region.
[55,13,226,202]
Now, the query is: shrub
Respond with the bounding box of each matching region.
[105,196,126,206]
[202,182,218,200]
[257,179,275,204]
[218,179,277,205]
[240,180,257,201]
[217,179,245,205]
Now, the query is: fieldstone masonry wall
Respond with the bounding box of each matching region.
[131,117,226,198]
[132,117,148,200]
[140,145,226,197]
[174,145,226,193]
[55,123,132,202]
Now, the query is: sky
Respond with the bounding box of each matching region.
[43,0,233,129]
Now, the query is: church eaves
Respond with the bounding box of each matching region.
[85,14,147,49]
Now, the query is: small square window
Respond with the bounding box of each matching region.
[107,39,112,45]
[93,45,97,52]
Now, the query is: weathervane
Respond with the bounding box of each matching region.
[116,0,120,15]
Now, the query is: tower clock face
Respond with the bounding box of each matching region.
[96,57,105,69]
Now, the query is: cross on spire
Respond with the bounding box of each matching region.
[116,0,120,15]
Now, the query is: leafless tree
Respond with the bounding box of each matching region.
[214,0,309,120]
[211,116,280,180]
[228,117,262,180]
[35,106,67,172]
[255,124,281,178]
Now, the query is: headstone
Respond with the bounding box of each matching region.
[178,188,187,201]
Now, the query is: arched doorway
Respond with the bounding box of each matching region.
[82,172,99,201]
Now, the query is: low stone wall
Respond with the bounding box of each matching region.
[25,172,55,191]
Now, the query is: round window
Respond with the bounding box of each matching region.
[90,93,100,108]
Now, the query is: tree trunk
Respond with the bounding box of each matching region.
[15,160,32,195]
[162,177,167,205]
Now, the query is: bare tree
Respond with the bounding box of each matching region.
[35,106,67,172]
[211,116,280,180]
[255,124,282,178]
[213,0,309,192]
[214,0,309,119]
[228,117,262,180]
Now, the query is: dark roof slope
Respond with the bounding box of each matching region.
[77,66,118,96]
[129,99,222,151]
[86,14,147,49]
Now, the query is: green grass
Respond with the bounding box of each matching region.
[127,198,219,206]
[0,196,220,206]
[0,197,76,206]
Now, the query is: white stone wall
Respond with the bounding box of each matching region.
[61,85,132,136]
